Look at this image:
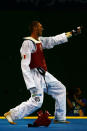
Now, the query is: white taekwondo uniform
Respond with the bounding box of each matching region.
[10,33,68,121]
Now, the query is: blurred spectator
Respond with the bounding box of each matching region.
[66,88,87,116]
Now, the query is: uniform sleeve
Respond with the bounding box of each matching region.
[40,33,68,49]
[20,40,36,89]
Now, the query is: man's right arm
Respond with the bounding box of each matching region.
[20,40,36,90]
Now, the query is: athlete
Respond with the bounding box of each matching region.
[4,21,73,124]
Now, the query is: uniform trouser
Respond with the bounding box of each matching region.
[10,70,66,121]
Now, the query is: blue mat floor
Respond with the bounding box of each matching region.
[0,118,87,131]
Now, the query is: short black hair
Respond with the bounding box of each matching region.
[29,21,40,33]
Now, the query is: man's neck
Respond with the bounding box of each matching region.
[30,34,39,41]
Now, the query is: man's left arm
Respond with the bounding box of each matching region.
[40,32,72,49]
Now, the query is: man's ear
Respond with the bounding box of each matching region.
[33,26,38,31]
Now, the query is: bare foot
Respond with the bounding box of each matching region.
[4,112,16,125]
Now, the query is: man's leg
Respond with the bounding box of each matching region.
[4,87,43,124]
[44,72,69,123]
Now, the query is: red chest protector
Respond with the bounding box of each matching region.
[29,42,47,71]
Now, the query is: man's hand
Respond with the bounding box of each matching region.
[65,32,72,38]
[65,26,82,38]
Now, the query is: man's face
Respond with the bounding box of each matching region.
[36,23,43,36]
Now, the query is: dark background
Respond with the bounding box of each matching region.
[0,0,87,116]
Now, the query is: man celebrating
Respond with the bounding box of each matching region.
[4,21,72,124]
